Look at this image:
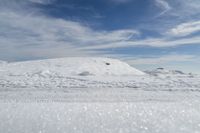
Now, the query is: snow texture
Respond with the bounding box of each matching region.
[0,57,199,90]
[0,57,200,133]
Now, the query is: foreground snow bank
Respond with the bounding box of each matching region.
[0,57,145,76]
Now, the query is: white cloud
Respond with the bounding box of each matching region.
[80,35,200,50]
[156,0,200,19]
[124,54,195,65]
[0,0,200,63]
[167,21,200,37]
[0,3,139,61]
[79,19,200,50]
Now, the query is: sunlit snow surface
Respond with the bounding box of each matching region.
[0,58,200,133]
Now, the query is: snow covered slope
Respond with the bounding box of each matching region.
[0,57,145,76]
[0,58,199,91]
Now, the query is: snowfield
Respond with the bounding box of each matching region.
[0,57,200,133]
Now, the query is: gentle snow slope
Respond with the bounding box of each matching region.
[0,57,145,76]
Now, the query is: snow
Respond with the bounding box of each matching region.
[0,57,144,77]
[145,68,190,76]
[0,57,200,133]
[0,60,5,63]
[1,101,200,133]
[0,60,6,65]
[0,57,199,90]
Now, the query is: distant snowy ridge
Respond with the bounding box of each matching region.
[0,60,7,65]
[0,57,145,76]
[145,68,195,77]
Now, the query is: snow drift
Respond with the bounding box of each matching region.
[0,57,145,76]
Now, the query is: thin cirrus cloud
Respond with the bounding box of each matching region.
[0,4,139,61]
[154,0,171,17]
[124,54,195,65]
[81,35,200,50]
[81,14,200,49]
[95,53,196,65]
[154,0,200,18]
[78,0,200,50]
[166,21,200,37]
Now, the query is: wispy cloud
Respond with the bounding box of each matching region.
[80,35,200,50]
[1,4,200,61]
[154,0,200,18]
[166,21,200,37]
[124,54,195,65]
[154,0,171,17]
[0,1,140,61]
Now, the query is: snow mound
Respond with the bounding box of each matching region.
[2,57,145,76]
[145,68,194,77]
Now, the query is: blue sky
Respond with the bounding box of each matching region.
[0,0,200,73]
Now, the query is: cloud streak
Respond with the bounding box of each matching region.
[0,1,140,61]
[80,35,200,50]
[167,21,200,37]
[1,5,200,61]
[124,54,195,65]
[154,0,171,17]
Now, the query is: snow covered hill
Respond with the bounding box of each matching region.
[0,57,199,91]
[0,57,145,76]
[145,68,195,77]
